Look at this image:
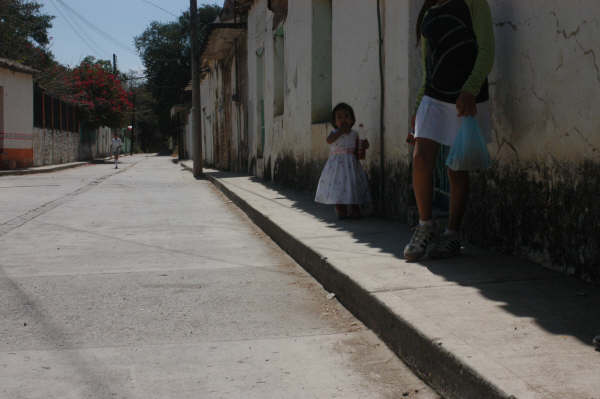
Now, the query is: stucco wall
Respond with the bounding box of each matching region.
[247,0,326,179]
[332,0,381,160]
[32,128,80,166]
[200,62,219,167]
[239,0,600,281]
[0,68,34,168]
[77,126,112,161]
[488,1,600,163]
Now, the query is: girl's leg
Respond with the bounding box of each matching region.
[412,138,439,221]
[335,204,347,219]
[447,168,469,231]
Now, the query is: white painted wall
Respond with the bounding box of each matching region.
[247,0,322,176]
[0,68,33,151]
[488,0,600,162]
[200,62,219,166]
[32,128,79,166]
[332,0,381,164]
[238,0,600,178]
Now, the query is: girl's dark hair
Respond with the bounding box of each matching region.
[416,0,437,45]
[331,102,356,129]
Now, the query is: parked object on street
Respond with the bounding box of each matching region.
[594,335,600,351]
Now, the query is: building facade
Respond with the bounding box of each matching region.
[195,0,600,282]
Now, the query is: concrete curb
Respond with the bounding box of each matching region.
[0,161,89,176]
[0,154,134,176]
[182,164,515,399]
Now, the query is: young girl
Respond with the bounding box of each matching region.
[404,0,495,260]
[315,103,371,219]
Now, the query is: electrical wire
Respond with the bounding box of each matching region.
[141,0,179,18]
[55,0,138,56]
[49,0,108,58]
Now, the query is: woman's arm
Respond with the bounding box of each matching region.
[414,37,428,114]
[462,0,495,96]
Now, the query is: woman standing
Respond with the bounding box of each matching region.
[404,0,495,261]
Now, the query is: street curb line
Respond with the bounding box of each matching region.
[0,162,89,176]
[0,154,135,176]
[183,165,516,399]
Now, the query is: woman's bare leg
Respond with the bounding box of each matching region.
[447,168,469,231]
[412,138,439,221]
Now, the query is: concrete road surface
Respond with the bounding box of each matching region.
[0,155,439,399]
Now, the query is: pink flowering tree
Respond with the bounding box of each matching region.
[66,58,133,128]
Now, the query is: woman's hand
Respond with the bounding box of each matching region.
[456,91,477,117]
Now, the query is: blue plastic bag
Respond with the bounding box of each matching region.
[446,117,491,171]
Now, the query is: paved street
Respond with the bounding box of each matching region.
[0,155,439,399]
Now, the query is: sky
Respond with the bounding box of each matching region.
[40,0,224,74]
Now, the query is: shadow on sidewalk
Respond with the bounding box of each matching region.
[206,170,600,349]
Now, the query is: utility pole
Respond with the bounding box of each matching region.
[131,90,136,155]
[112,53,117,75]
[190,0,203,177]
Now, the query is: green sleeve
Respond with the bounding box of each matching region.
[462,0,495,95]
[414,37,427,114]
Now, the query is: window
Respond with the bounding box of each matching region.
[256,47,265,157]
[311,0,332,123]
[273,24,285,117]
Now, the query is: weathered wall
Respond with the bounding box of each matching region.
[32,128,80,166]
[200,62,219,167]
[230,36,249,172]
[247,0,313,179]
[77,126,112,161]
[226,0,600,281]
[0,68,34,168]
[488,1,600,163]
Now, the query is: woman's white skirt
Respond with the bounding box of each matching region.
[415,95,492,146]
[315,154,371,205]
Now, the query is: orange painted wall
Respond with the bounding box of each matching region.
[0,148,33,168]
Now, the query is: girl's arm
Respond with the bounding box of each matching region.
[462,0,495,96]
[326,130,344,144]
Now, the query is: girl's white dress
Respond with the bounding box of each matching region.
[315,130,371,205]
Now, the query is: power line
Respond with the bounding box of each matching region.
[141,0,179,18]
[50,0,107,55]
[55,0,138,56]
[49,0,108,58]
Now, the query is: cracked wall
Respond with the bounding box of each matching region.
[489,2,600,163]
[242,0,600,282]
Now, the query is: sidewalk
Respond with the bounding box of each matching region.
[0,155,129,176]
[181,163,600,399]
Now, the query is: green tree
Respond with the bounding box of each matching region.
[134,5,220,148]
[0,0,54,68]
